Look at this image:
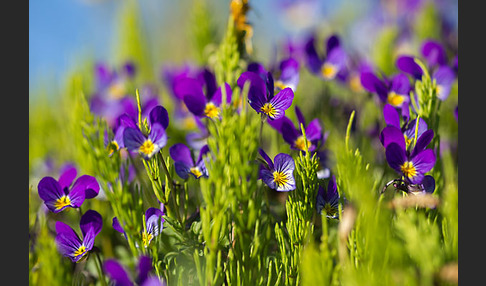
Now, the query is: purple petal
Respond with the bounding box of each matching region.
[169,143,194,167]
[294,106,306,128]
[211,83,232,106]
[390,73,411,95]
[80,210,103,238]
[237,71,267,111]
[421,175,436,194]
[112,217,126,235]
[383,104,401,128]
[174,161,191,180]
[267,115,292,134]
[421,40,447,67]
[38,177,65,212]
[258,148,274,170]
[137,255,153,284]
[280,119,299,145]
[269,87,294,120]
[396,55,424,80]
[360,72,388,101]
[58,165,77,191]
[273,153,295,173]
[247,62,268,78]
[326,35,341,55]
[148,123,168,151]
[326,46,347,70]
[411,129,434,156]
[385,143,407,173]
[71,175,99,200]
[305,118,323,141]
[199,68,217,100]
[433,65,455,100]
[55,221,83,261]
[196,144,210,165]
[123,127,146,152]
[304,36,323,74]
[380,126,406,150]
[104,259,133,286]
[141,276,164,286]
[409,149,436,184]
[149,106,170,130]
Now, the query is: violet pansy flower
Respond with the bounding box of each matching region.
[385,141,436,185]
[169,143,210,180]
[247,57,300,92]
[37,166,100,213]
[258,149,296,192]
[123,105,170,160]
[360,71,411,108]
[316,175,340,219]
[304,34,348,80]
[380,104,434,154]
[104,255,165,286]
[142,207,165,248]
[174,69,232,120]
[396,55,456,101]
[55,210,103,262]
[268,106,324,152]
[237,71,294,120]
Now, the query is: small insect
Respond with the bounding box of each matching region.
[381,175,435,195]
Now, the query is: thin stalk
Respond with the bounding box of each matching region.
[94,250,108,286]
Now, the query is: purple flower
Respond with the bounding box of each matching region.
[142,207,165,248]
[174,69,232,119]
[360,71,411,108]
[316,175,340,219]
[112,217,127,240]
[185,116,209,151]
[37,166,100,213]
[421,40,448,68]
[55,210,103,262]
[104,255,165,286]
[248,57,300,92]
[169,143,210,179]
[380,104,434,154]
[258,149,296,192]
[304,34,348,80]
[237,71,294,120]
[385,141,436,185]
[396,55,456,101]
[122,105,169,160]
[268,106,324,152]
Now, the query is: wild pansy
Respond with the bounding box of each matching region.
[380,104,434,153]
[174,68,232,120]
[55,210,103,262]
[396,55,456,101]
[316,175,340,219]
[237,70,294,120]
[360,70,412,108]
[258,148,296,192]
[104,255,165,286]
[268,105,324,152]
[141,207,165,248]
[385,139,436,185]
[247,57,300,92]
[37,165,100,213]
[169,143,210,180]
[303,34,348,80]
[123,105,169,160]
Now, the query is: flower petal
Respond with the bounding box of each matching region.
[396,55,424,80]
[104,259,133,286]
[385,143,407,173]
[80,210,103,238]
[269,87,294,120]
[169,143,195,167]
[149,106,170,130]
[237,71,267,111]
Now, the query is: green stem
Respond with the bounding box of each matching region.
[94,250,108,286]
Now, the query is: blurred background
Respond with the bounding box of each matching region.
[29,0,457,98]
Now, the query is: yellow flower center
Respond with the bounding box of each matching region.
[204,102,220,119]
[387,91,406,107]
[190,167,203,178]
[323,203,338,216]
[73,245,87,258]
[349,74,363,93]
[142,231,153,248]
[321,63,338,79]
[139,140,155,157]
[435,85,442,96]
[54,196,71,210]
[106,140,119,156]
[400,161,417,179]
[294,136,312,151]
[107,81,126,99]
[273,171,289,188]
[182,116,197,130]
[260,103,277,118]
[274,80,288,90]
